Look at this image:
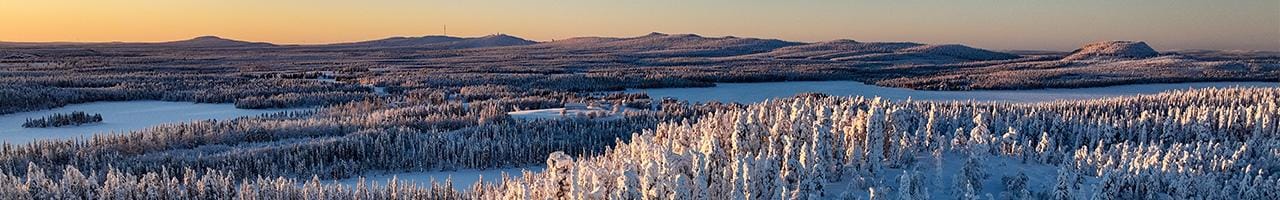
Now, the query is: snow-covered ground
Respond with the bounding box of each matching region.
[336,166,546,191]
[372,86,388,96]
[317,77,342,84]
[0,101,302,144]
[629,81,1279,103]
[317,76,387,96]
[508,107,625,120]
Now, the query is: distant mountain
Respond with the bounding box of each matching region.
[141,36,276,48]
[0,34,536,50]
[0,36,275,49]
[445,34,538,49]
[1064,41,1158,60]
[899,44,1020,61]
[326,34,536,49]
[331,36,464,47]
[756,40,924,59]
[756,39,1019,63]
[0,35,1183,65]
[532,32,803,57]
[878,40,1269,90]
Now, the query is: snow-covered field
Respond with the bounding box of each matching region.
[507,107,625,120]
[629,81,1279,103]
[337,166,546,191]
[318,76,387,96]
[0,101,302,144]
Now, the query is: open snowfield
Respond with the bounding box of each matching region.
[509,108,599,120]
[318,76,387,96]
[337,166,547,191]
[507,107,629,120]
[0,101,303,144]
[629,81,1280,103]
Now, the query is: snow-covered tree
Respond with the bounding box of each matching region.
[1002,171,1030,200]
[546,152,575,200]
[1051,168,1075,200]
[898,171,927,200]
[956,155,985,197]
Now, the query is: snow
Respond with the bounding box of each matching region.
[629,81,1280,104]
[507,107,623,120]
[316,77,387,96]
[336,166,546,191]
[372,86,388,96]
[317,77,341,84]
[0,101,302,144]
[826,153,1099,199]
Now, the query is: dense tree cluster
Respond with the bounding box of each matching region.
[463,87,1279,199]
[21,111,102,128]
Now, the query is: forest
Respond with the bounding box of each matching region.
[21,112,103,128]
[0,33,1277,199]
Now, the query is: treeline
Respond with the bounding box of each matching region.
[367,70,863,94]
[21,111,102,128]
[0,72,376,114]
[235,91,376,109]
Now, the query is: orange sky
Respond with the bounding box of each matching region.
[1,0,1277,50]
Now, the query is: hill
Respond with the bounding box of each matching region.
[152,36,276,48]
[324,34,536,50]
[528,32,803,57]
[877,40,1276,90]
[1063,41,1159,60]
[331,36,464,47]
[754,40,1019,64]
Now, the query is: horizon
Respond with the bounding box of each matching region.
[1,0,1277,51]
[3,32,1273,52]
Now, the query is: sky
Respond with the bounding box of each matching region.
[0,0,1276,51]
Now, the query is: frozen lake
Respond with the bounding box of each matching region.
[337,166,546,191]
[0,101,301,144]
[629,81,1280,103]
